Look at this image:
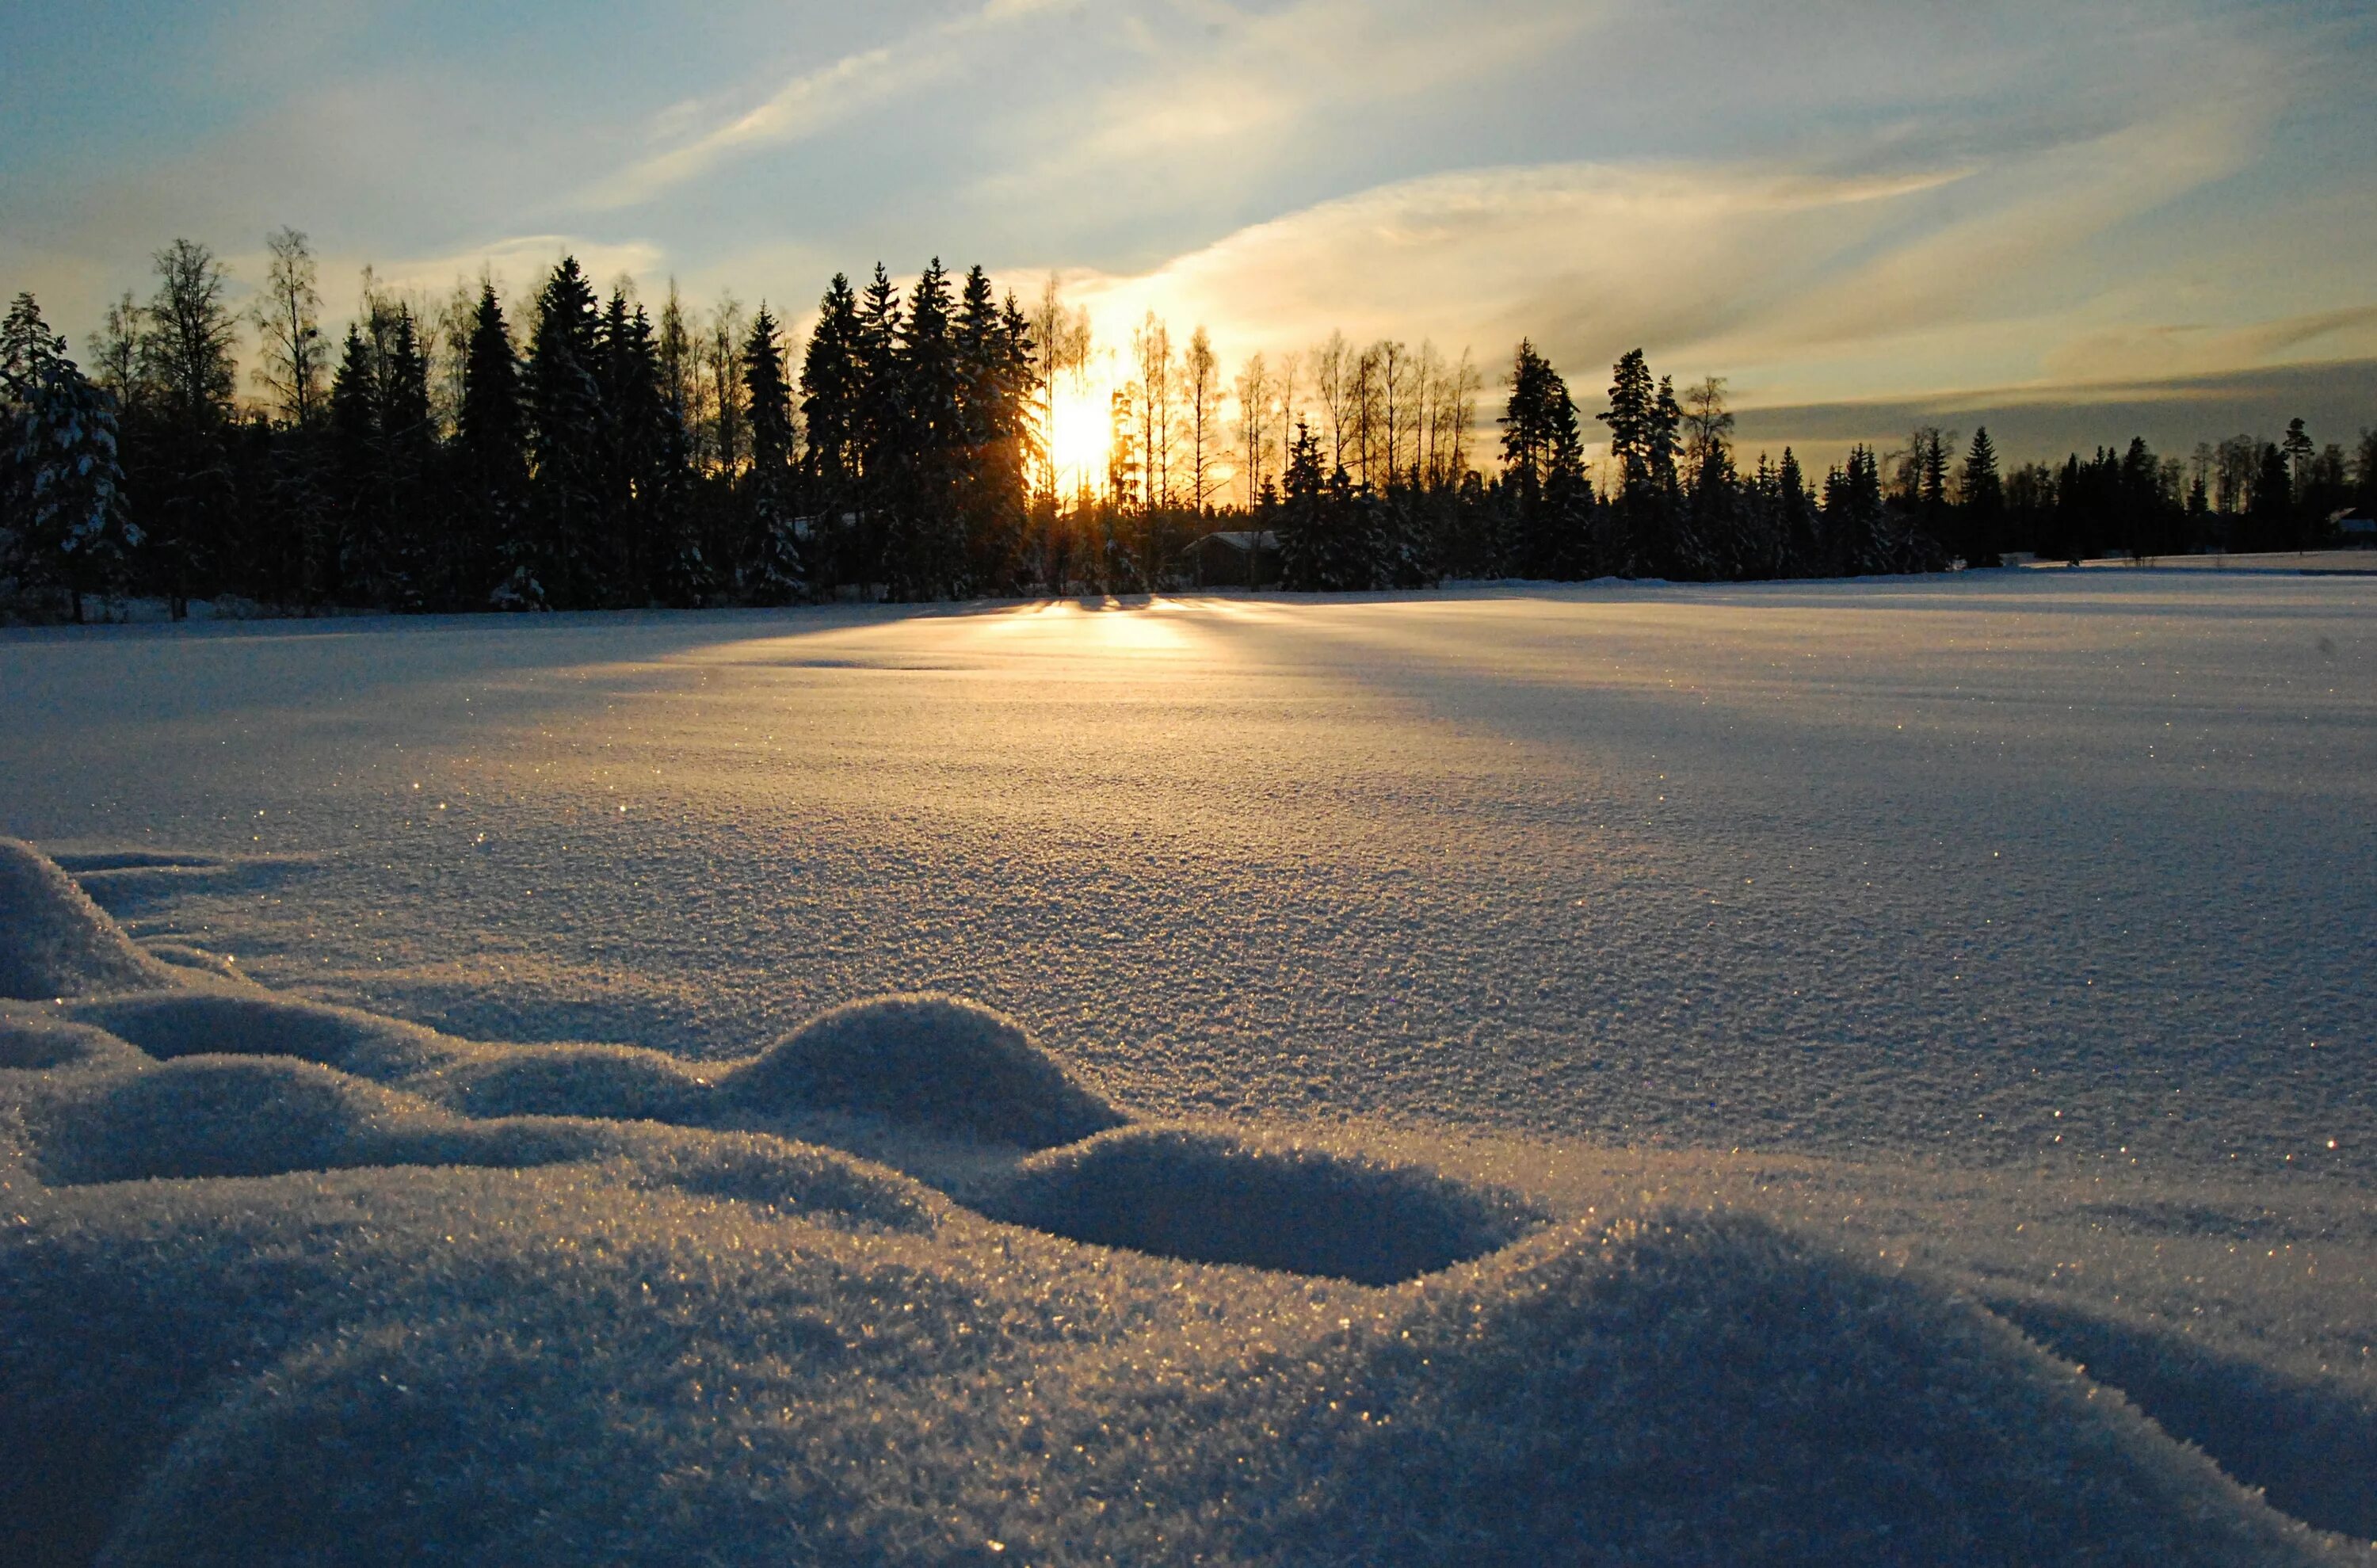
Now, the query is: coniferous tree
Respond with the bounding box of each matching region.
[522,257,604,607]
[799,273,864,589]
[1600,349,1685,576]
[1775,448,1821,575]
[652,283,710,605]
[952,267,1034,594]
[849,264,906,591]
[1,294,135,620]
[1276,420,1327,589]
[740,306,803,602]
[380,305,434,605]
[2250,441,2294,551]
[1959,428,2005,568]
[1500,341,1590,578]
[326,323,380,601]
[597,293,679,605]
[897,259,963,598]
[454,282,528,606]
[1826,446,1890,573]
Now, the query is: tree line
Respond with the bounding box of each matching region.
[4,230,2373,619]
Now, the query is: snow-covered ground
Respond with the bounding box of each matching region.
[4,572,2373,1562]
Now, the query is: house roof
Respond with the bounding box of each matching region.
[1188,531,1280,552]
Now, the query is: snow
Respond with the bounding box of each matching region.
[2,570,2373,1560]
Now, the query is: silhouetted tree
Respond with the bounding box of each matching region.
[454,281,528,606]
[1959,428,2004,568]
[522,257,604,607]
[741,305,802,602]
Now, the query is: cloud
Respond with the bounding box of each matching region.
[2041,306,2377,386]
[590,0,1083,210]
[989,0,1606,209]
[1048,159,1971,373]
[1733,357,2377,469]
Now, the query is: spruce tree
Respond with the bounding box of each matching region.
[1276,420,1326,589]
[1,294,135,621]
[597,294,678,605]
[898,259,962,597]
[1599,349,1682,576]
[1959,428,2004,568]
[455,282,528,606]
[1500,341,1588,578]
[800,273,864,564]
[741,306,803,602]
[380,306,433,605]
[523,257,604,607]
[326,323,381,602]
[849,264,906,591]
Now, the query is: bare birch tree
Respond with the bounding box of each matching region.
[1185,324,1219,510]
[1234,351,1273,507]
[252,227,326,429]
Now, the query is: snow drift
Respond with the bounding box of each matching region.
[990,1124,1547,1284]
[0,836,2361,1565]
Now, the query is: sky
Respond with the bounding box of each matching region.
[4,0,2375,469]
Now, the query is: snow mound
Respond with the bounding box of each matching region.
[29,1055,431,1185]
[438,1043,714,1121]
[17,1043,942,1234]
[4,1188,2341,1567]
[1170,1211,2342,1566]
[0,837,185,998]
[990,1124,1548,1284]
[723,994,1124,1148]
[0,1011,149,1074]
[1987,1288,2377,1542]
[61,990,478,1081]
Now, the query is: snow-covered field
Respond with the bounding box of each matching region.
[4,571,2372,1562]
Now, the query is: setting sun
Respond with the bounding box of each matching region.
[1044,382,1112,498]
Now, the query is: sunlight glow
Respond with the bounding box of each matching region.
[1046,383,1113,498]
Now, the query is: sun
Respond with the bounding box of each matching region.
[1045,382,1112,498]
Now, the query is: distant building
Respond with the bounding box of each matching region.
[2330,509,2375,543]
[1183,530,1279,588]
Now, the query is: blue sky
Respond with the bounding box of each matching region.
[5,0,2373,462]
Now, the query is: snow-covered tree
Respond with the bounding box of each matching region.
[2,294,138,621]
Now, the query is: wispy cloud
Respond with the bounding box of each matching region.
[589,0,1082,210]
[1050,159,1969,375]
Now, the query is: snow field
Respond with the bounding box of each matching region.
[2,571,2375,1558]
[1,831,2371,1562]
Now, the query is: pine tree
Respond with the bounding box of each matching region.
[1599,349,1682,576]
[1276,420,1327,590]
[1826,446,1890,574]
[455,282,528,607]
[1776,447,1820,575]
[799,272,864,590]
[952,267,1032,594]
[897,259,962,598]
[1500,340,1589,578]
[741,306,803,603]
[380,305,434,605]
[2,294,136,620]
[847,264,907,591]
[326,323,380,602]
[2250,441,2294,551]
[596,293,680,605]
[522,257,604,607]
[1959,428,2004,568]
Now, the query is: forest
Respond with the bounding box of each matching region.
[4,231,2373,621]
